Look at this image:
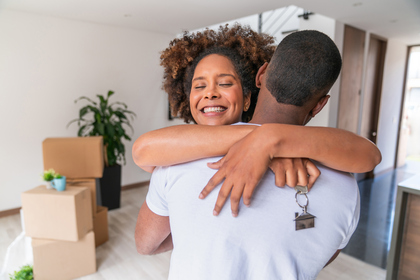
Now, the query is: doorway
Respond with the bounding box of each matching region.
[396,46,420,172]
[337,25,387,180]
[359,35,387,179]
[337,25,365,134]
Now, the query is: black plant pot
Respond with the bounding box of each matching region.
[99,164,121,210]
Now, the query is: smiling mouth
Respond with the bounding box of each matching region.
[202,106,227,113]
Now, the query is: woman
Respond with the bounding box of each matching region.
[133,24,381,216]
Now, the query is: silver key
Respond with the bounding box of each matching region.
[294,186,315,230]
[294,185,308,194]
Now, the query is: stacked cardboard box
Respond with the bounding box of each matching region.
[22,186,96,279]
[21,137,109,279]
[43,136,109,248]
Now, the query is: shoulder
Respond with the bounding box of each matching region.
[316,163,357,186]
[311,162,359,208]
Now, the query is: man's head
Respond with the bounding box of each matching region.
[252,30,342,125]
[266,30,342,106]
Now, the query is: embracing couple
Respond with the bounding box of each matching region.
[133,25,381,280]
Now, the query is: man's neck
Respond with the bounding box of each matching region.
[250,89,305,125]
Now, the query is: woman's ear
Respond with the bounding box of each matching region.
[243,94,251,112]
[255,62,269,88]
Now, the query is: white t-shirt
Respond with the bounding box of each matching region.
[146,158,360,280]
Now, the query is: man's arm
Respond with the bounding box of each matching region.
[325,250,341,267]
[135,202,172,255]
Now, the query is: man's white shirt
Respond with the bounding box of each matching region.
[146,157,360,280]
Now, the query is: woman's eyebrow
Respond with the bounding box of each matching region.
[192,73,237,82]
[192,76,205,82]
[218,74,236,79]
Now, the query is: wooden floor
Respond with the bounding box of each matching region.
[0,186,386,280]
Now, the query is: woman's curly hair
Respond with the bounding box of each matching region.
[160,23,275,123]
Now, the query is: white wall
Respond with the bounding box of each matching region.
[375,39,408,174]
[0,9,184,211]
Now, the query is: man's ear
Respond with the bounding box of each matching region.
[310,95,330,117]
[255,62,268,88]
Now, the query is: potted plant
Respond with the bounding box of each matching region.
[68,90,136,209]
[42,169,56,189]
[51,172,66,191]
[9,264,33,280]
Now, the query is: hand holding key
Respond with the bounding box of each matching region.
[199,129,321,217]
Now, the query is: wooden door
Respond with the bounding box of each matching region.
[360,35,387,179]
[337,25,366,133]
[360,35,386,144]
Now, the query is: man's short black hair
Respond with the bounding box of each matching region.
[266,30,342,106]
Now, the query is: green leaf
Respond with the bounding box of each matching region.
[79,106,90,119]
[107,90,114,98]
[66,118,80,129]
[10,264,33,280]
[95,123,105,135]
[105,123,115,139]
[97,94,105,104]
[121,109,137,117]
[110,101,128,109]
[113,111,127,120]
[77,125,88,136]
[97,94,108,114]
[74,96,97,105]
[95,113,102,124]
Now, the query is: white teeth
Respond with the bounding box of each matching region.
[203,107,226,113]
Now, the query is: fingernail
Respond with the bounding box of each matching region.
[232,213,238,217]
[213,210,219,216]
[199,193,204,199]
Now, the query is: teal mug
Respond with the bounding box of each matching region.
[51,176,66,191]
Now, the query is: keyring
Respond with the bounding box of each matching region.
[295,191,309,209]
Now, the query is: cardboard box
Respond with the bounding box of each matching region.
[43,136,104,178]
[67,178,98,215]
[22,185,93,241]
[93,206,109,247]
[32,231,96,280]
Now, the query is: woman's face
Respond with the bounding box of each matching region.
[190,54,249,126]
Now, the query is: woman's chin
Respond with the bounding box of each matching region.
[194,110,241,126]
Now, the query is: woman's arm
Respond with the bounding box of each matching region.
[132,123,381,173]
[200,125,381,216]
[258,123,381,173]
[132,124,256,172]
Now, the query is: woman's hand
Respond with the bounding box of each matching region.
[268,158,320,190]
[199,128,321,217]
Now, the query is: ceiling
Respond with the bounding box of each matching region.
[1,0,420,45]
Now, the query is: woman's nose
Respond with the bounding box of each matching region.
[204,86,221,99]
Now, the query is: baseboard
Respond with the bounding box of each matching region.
[374,167,394,178]
[121,181,150,191]
[0,207,21,218]
[0,181,150,219]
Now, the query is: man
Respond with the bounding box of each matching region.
[135,30,361,279]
